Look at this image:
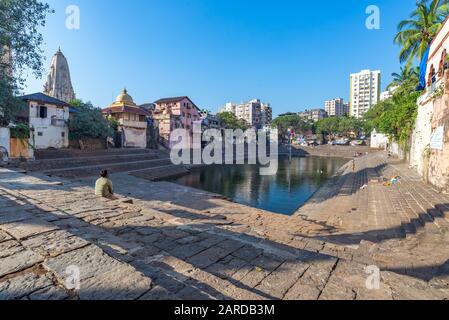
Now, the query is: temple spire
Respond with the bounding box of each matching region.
[43,48,76,103]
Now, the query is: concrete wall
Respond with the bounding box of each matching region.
[122,127,146,148]
[410,99,433,177]
[0,127,10,160]
[370,130,388,150]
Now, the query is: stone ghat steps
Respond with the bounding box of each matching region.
[34,148,167,160]
[381,164,449,238]
[129,165,190,182]
[45,158,175,178]
[18,152,165,172]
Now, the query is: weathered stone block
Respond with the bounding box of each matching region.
[0,246,44,278]
[0,273,53,300]
[1,218,58,240]
[22,230,90,257]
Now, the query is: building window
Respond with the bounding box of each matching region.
[37,132,43,136]
[439,49,447,76]
[61,132,65,138]
[37,106,47,118]
[428,65,436,85]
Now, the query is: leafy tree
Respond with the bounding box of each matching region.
[315,117,339,137]
[364,80,421,147]
[217,111,248,130]
[394,0,449,65]
[271,114,311,140]
[0,0,53,125]
[388,65,420,89]
[0,76,24,126]
[69,100,113,140]
[0,0,54,84]
[315,116,363,140]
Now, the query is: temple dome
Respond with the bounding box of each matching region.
[115,89,136,106]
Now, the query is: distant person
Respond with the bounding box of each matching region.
[95,170,116,199]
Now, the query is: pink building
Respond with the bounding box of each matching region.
[153,96,202,148]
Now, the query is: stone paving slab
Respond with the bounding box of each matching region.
[22,230,90,258]
[0,272,56,300]
[0,249,44,279]
[1,152,449,300]
[1,218,58,240]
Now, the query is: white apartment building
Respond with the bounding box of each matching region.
[219,99,272,129]
[324,98,349,117]
[380,86,399,102]
[350,69,381,119]
[219,102,236,114]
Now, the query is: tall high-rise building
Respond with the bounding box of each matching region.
[43,48,76,103]
[349,69,381,119]
[325,98,349,117]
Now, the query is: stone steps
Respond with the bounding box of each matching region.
[19,153,163,171]
[34,148,164,160]
[129,165,190,181]
[45,158,175,178]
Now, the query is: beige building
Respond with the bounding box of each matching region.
[325,98,349,117]
[350,69,381,119]
[102,89,150,149]
[298,109,328,122]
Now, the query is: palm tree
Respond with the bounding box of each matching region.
[395,0,449,65]
[388,65,420,89]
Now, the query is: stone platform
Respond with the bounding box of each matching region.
[0,152,448,300]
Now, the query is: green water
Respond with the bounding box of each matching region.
[170,157,348,215]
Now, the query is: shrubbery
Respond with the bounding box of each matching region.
[69,99,113,141]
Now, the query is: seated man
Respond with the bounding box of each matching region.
[95,170,115,199]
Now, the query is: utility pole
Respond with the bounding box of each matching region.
[289,128,292,163]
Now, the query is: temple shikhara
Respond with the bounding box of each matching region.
[43,48,76,103]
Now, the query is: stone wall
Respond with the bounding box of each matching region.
[410,71,449,192]
[69,138,107,150]
[428,94,449,191]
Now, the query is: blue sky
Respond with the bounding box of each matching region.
[24,0,417,117]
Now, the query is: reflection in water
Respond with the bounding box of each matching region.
[169,157,348,215]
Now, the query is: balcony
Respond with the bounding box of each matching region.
[51,118,68,127]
